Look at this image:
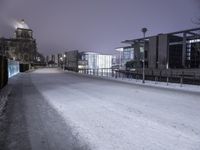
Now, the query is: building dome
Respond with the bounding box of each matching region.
[14,19,29,29]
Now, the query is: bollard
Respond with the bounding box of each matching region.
[180,71,184,87]
[155,76,158,84]
[136,75,138,82]
[193,73,195,84]
[167,76,169,86]
[166,73,169,86]
[180,77,183,87]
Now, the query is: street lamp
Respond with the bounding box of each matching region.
[60,57,63,68]
[63,54,66,70]
[141,27,148,83]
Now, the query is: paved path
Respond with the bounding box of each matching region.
[1,68,200,150]
[2,70,90,150]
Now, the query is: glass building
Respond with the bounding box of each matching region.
[115,46,134,68]
[79,52,112,69]
[122,46,134,65]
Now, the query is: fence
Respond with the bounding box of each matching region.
[79,68,113,77]
[78,68,200,85]
[0,56,8,89]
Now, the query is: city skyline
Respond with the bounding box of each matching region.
[0,0,200,55]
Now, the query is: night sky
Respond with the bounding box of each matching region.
[0,0,200,55]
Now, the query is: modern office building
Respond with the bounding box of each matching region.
[78,52,112,69]
[122,28,200,69]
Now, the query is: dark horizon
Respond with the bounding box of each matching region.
[0,0,200,55]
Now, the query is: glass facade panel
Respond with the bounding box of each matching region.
[122,47,134,65]
[8,59,19,78]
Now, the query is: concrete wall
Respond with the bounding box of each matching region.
[133,42,141,68]
[133,43,140,61]
[158,34,168,69]
[0,56,8,89]
[148,36,157,69]
[65,50,79,72]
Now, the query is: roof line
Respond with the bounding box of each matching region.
[122,27,200,44]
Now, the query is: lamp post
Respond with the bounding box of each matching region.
[141,28,147,83]
[60,57,63,69]
[63,54,66,70]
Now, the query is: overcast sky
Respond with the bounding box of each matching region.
[0,0,200,55]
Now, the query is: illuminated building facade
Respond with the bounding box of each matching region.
[78,52,112,69]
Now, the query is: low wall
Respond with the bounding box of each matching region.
[20,64,30,72]
[8,59,20,78]
[0,56,8,89]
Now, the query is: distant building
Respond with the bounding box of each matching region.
[51,54,55,63]
[122,28,200,69]
[35,52,45,63]
[64,50,79,72]
[45,55,49,64]
[45,54,57,66]
[57,54,62,67]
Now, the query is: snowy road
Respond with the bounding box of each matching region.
[3,68,200,150]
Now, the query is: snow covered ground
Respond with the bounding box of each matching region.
[30,68,200,150]
[0,85,12,115]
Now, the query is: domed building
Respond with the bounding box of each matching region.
[0,19,42,64]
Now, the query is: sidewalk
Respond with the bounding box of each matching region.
[104,76,200,93]
[66,70,200,93]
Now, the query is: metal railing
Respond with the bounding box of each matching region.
[78,68,200,86]
[79,68,114,77]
